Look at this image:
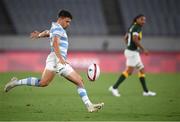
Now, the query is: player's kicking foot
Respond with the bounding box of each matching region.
[4,77,18,92]
[109,86,120,97]
[143,91,156,96]
[87,102,104,112]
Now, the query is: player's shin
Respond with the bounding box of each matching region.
[77,87,92,107]
[138,72,148,92]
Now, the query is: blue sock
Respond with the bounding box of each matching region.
[77,87,92,107]
[17,77,40,86]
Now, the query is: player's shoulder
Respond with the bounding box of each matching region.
[129,23,141,32]
[50,22,66,37]
[51,22,64,32]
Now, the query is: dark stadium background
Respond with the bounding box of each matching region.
[0,0,180,73]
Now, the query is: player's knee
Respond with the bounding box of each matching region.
[39,81,49,87]
[139,67,145,73]
[123,70,133,77]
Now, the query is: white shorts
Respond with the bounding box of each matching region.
[45,52,74,77]
[124,49,144,70]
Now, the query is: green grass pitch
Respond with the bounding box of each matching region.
[0,72,180,121]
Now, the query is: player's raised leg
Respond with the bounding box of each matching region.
[62,66,104,112]
[40,69,56,87]
[4,69,55,92]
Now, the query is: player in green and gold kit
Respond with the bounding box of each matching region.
[109,14,156,97]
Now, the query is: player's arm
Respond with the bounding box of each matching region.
[132,35,149,55]
[30,30,50,39]
[53,36,66,64]
[123,33,128,44]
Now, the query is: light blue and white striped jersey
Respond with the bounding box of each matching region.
[49,22,68,59]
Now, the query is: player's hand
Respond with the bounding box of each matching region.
[144,49,149,56]
[30,31,40,39]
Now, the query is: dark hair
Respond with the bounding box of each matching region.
[127,14,145,32]
[58,10,73,19]
[133,14,145,23]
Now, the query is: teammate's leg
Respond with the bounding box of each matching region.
[4,69,55,92]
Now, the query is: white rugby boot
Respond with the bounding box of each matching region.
[143,91,156,96]
[4,77,18,92]
[87,102,104,112]
[109,86,120,97]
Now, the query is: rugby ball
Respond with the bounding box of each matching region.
[87,63,100,81]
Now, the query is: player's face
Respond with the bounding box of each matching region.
[61,17,71,29]
[137,16,146,26]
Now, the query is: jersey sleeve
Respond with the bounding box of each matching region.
[132,32,139,36]
[51,27,63,38]
[131,25,140,37]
